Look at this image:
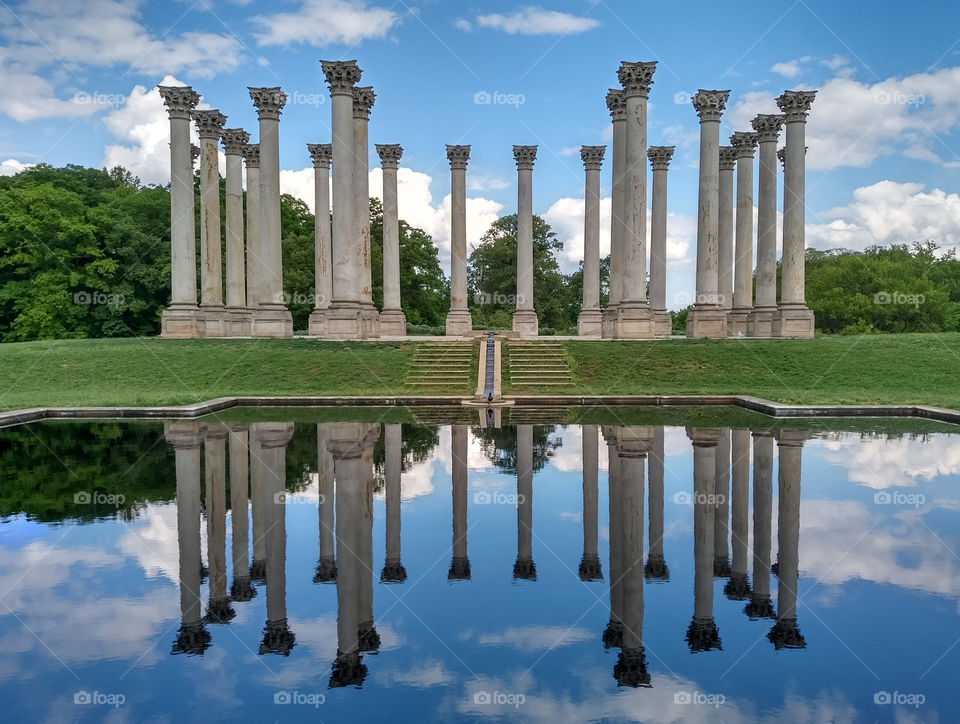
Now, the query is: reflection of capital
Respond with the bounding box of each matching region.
[686,427,724,446]
[513,557,537,580]
[358,621,381,652]
[613,647,651,688]
[768,618,806,649]
[644,554,669,581]
[744,592,775,620]
[172,621,211,655]
[164,422,203,449]
[330,650,367,688]
[204,597,236,624]
[230,576,257,602]
[578,554,603,581]
[713,556,732,578]
[448,556,471,580]
[313,556,337,583]
[724,573,751,600]
[686,617,722,652]
[380,558,407,583]
[602,620,623,649]
[259,618,296,656]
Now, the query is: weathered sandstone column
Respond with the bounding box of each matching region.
[248,88,293,337]
[445,145,472,335]
[353,86,380,338]
[648,146,675,337]
[512,146,539,337]
[718,147,736,313]
[243,144,262,313]
[221,129,251,336]
[749,114,784,337]
[377,144,406,336]
[159,86,202,338]
[728,132,758,336]
[578,146,605,337]
[687,90,731,338]
[579,425,602,580]
[193,109,227,337]
[307,143,333,336]
[601,89,626,339]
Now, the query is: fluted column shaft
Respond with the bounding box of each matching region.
[718,148,736,310]
[753,115,783,315]
[607,90,627,314]
[307,144,332,314]
[693,95,726,307]
[604,432,624,643]
[648,152,670,312]
[379,148,402,311]
[195,111,225,310]
[243,146,261,308]
[516,150,534,312]
[222,131,248,309]
[353,87,375,304]
[731,133,758,318]
[582,152,602,310]
[331,85,357,301]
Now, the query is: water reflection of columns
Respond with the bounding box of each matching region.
[228,424,255,603]
[602,427,623,647]
[168,423,210,654]
[714,430,731,577]
[614,427,651,687]
[724,429,752,600]
[769,430,807,649]
[745,431,776,619]
[449,425,471,580]
[645,426,669,581]
[249,430,267,582]
[255,423,296,655]
[204,424,234,624]
[579,425,602,581]
[686,428,722,652]
[513,425,536,580]
[329,423,380,687]
[315,424,337,583]
[381,424,407,583]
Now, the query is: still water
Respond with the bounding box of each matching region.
[0,407,958,723]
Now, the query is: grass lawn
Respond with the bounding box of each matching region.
[1,333,959,409]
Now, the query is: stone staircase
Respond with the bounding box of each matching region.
[406,342,476,392]
[507,406,574,425]
[505,341,573,390]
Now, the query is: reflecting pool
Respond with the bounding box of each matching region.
[0,407,957,722]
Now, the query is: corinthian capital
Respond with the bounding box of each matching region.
[321,60,362,95]
[692,90,730,122]
[617,61,657,99]
[158,85,200,119]
[751,113,785,142]
[513,145,537,171]
[605,88,626,121]
[729,131,759,158]
[776,90,817,122]
[307,143,332,168]
[580,145,606,171]
[248,87,287,120]
[719,146,737,170]
[376,144,403,169]
[193,109,226,139]
[647,145,675,170]
[220,128,250,155]
[243,143,260,168]
[446,144,470,170]
[352,86,375,119]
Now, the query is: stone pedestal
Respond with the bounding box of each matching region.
[307,143,333,336]
[578,146,605,338]
[602,89,626,339]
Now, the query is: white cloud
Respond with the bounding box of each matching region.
[475,625,592,650]
[466,173,510,192]
[254,0,400,47]
[0,158,33,176]
[771,60,803,78]
[474,7,599,35]
[453,17,472,32]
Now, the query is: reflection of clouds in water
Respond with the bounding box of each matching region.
[813,433,960,489]
[550,425,608,473]
[116,502,181,584]
[473,625,592,651]
[379,660,455,688]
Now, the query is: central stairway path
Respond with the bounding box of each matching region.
[505,341,573,390]
[406,342,476,393]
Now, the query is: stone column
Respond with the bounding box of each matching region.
[602,427,623,648]
[254,422,296,655]
[648,146,675,338]
[307,143,333,336]
[228,425,255,603]
[769,430,808,648]
[221,129,251,336]
[686,428,723,652]
[315,424,337,583]
[381,423,406,582]
[354,87,380,339]
[774,91,817,338]
[167,422,210,654]
[577,146,605,337]
[243,144,262,314]
[377,144,406,336]
[713,429,731,577]
[248,88,293,337]
[159,86,202,338]
[203,425,234,624]
[445,145,472,335]
[579,425,602,580]
[358,426,379,654]
[514,424,536,578]
[449,425,471,579]
[728,132,758,336]
[645,425,669,580]
[193,110,227,337]
[718,146,736,313]
[724,428,752,601]
[615,61,657,339]
[745,431,775,619]
[512,146,539,337]
[601,89,626,339]
[749,114,784,337]
[687,90,731,338]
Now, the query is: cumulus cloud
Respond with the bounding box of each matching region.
[771,60,803,78]
[474,7,599,35]
[254,0,400,47]
[0,158,33,176]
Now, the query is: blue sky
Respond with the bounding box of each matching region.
[1,0,959,306]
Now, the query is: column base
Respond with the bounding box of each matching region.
[615,303,655,339]
[444,309,473,336]
[686,306,728,338]
[748,307,776,337]
[250,304,293,338]
[199,305,226,337]
[576,309,602,338]
[653,309,671,338]
[601,305,618,339]
[161,305,204,339]
[511,309,539,338]
[323,302,380,340]
[308,308,327,337]
[379,308,407,337]
[773,305,815,338]
[223,307,252,337]
[727,308,751,337]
